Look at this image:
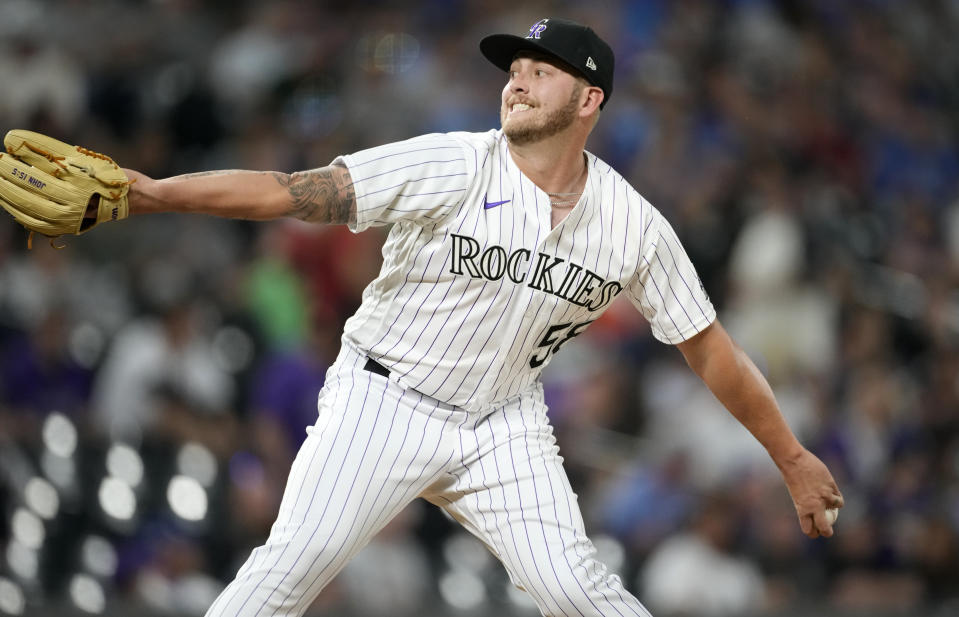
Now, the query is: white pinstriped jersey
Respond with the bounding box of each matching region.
[337,129,715,411]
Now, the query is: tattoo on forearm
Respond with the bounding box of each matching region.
[272,162,356,225]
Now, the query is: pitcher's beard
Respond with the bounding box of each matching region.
[503,88,581,147]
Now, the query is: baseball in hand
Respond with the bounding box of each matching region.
[825,508,839,525]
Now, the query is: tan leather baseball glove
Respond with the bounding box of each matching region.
[0,130,132,244]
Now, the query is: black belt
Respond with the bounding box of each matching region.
[363,357,391,378]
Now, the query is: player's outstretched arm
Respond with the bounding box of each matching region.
[676,320,844,539]
[124,163,356,225]
[0,130,358,239]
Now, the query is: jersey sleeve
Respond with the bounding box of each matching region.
[626,211,716,344]
[337,133,473,232]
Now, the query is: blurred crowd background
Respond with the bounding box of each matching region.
[1,0,958,616]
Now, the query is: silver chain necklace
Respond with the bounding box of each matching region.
[547,163,587,208]
[547,190,582,208]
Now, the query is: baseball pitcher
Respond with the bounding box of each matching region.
[0,18,843,617]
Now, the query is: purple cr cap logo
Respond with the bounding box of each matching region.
[526,19,548,39]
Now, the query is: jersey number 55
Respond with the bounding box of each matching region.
[529,320,596,368]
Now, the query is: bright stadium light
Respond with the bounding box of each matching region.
[0,576,26,615]
[212,326,254,373]
[69,574,105,614]
[439,569,486,611]
[167,475,208,522]
[5,541,38,582]
[42,412,77,458]
[24,477,59,520]
[105,444,144,488]
[10,509,44,551]
[593,534,626,574]
[98,477,136,521]
[443,532,492,573]
[68,322,106,369]
[80,536,118,579]
[177,442,218,487]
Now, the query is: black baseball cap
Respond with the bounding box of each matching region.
[480,18,614,109]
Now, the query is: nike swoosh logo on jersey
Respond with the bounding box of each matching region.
[484,196,511,209]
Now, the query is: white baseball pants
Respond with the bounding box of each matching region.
[205,342,653,617]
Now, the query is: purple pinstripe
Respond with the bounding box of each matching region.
[459,165,528,403]
[469,411,556,612]
[367,230,441,355]
[478,408,560,612]
[348,144,463,169]
[471,408,562,615]
[650,250,697,326]
[265,371,394,614]
[420,170,520,396]
[494,183,584,399]
[639,251,683,334]
[209,352,363,615]
[352,165,465,186]
[360,392,457,534]
[484,219,547,398]
[548,445,652,617]
[207,346,471,617]
[522,399,640,617]
[249,357,377,614]
[657,231,710,320]
[282,376,464,611]
[370,148,489,365]
[420,386,656,617]
[512,403,589,617]
[392,194,486,384]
